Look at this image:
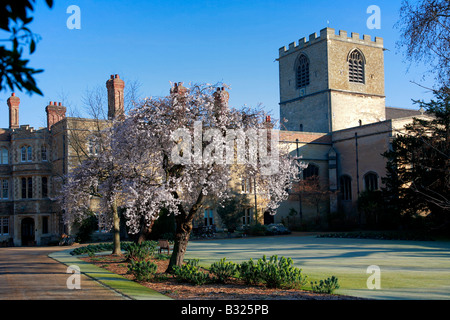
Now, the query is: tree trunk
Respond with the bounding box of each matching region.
[165,189,204,273]
[166,214,193,273]
[137,219,155,244]
[111,200,121,255]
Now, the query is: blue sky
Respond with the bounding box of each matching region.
[0,0,436,129]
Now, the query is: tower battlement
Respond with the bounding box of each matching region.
[279,27,383,58]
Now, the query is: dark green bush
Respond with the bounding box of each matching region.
[247,224,268,236]
[209,258,238,283]
[258,255,308,289]
[238,258,262,285]
[238,255,307,289]
[125,241,158,261]
[310,276,340,294]
[127,260,158,282]
[71,242,135,255]
[172,259,210,285]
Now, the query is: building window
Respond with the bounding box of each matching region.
[340,175,352,201]
[243,208,252,226]
[21,146,32,162]
[204,209,214,226]
[0,148,8,164]
[41,145,48,162]
[1,180,8,199]
[364,172,378,191]
[21,177,33,199]
[348,49,365,83]
[241,178,253,194]
[296,54,310,88]
[87,137,99,156]
[303,163,319,180]
[42,177,48,198]
[0,217,9,235]
[42,216,49,234]
[21,147,26,162]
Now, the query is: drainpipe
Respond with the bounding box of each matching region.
[296,139,302,225]
[355,132,361,224]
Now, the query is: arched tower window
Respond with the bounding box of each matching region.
[348,49,365,83]
[296,54,310,88]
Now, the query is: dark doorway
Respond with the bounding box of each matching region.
[21,218,35,246]
[264,211,274,225]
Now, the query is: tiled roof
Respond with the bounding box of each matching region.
[385,107,423,120]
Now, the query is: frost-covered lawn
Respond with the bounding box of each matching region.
[185,235,450,300]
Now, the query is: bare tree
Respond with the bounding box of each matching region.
[396,0,450,87]
[59,78,142,253]
[291,177,334,226]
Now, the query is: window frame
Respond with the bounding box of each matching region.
[42,216,49,234]
[87,137,100,156]
[203,209,214,226]
[340,175,352,201]
[348,49,365,84]
[41,145,48,162]
[364,172,379,191]
[20,146,33,163]
[1,179,8,200]
[241,178,253,194]
[0,148,8,165]
[242,208,252,226]
[296,54,310,88]
[21,177,33,199]
[42,176,48,198]
[303,163,319,180]
[0,217,9,235]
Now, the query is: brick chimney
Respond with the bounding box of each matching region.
[46,101,66,130]
[213,87,229,108]
[170,82,188,107]
[106,74,125,120]
[264,115,274,129]
[7,93,20,129]
[170,82,187,96]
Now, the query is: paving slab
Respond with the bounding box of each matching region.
[49,249,172,300]
[0,246,124,300]
[0,246,171,300]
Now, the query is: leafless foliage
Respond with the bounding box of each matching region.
[396,0,450,87]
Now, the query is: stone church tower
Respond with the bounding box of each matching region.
[278,27,386,133]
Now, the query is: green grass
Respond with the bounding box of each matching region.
[185,235,450,299]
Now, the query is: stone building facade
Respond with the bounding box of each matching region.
[0,75,125,246]
[274,27,431,228]
[279,27,386,133]
[0,28,432,245]
[0,96,65,246]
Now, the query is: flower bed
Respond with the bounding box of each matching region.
[78,250,362,300]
